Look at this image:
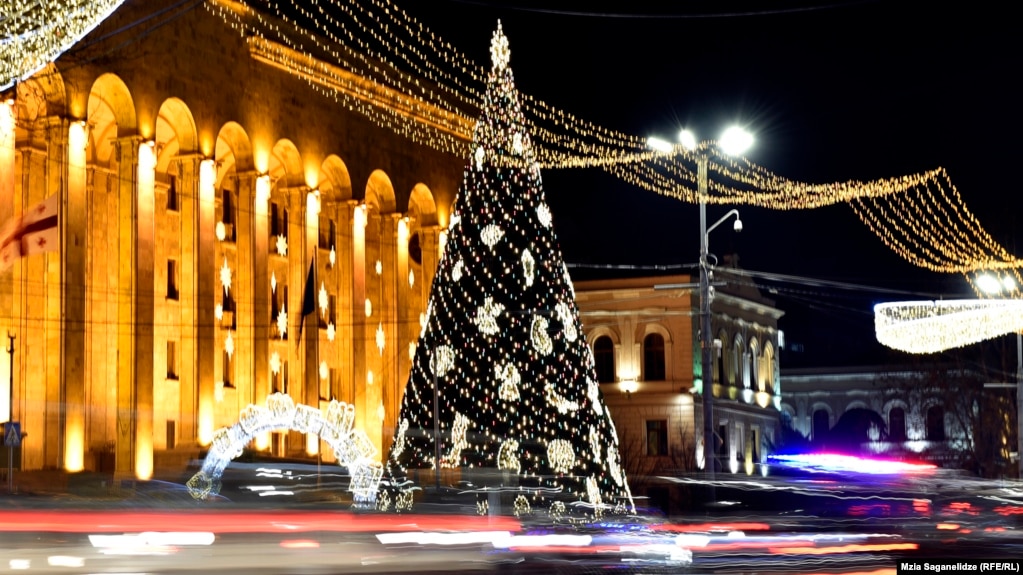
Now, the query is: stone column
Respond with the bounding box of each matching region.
[62,119,88,472]
[113,136,155,478]
[251,175,270,407]
[235,172,258,409]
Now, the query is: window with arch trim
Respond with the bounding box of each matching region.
[716,329,728,388]
[761,343,775,393]
[749,338,760,391]
[889,406,906,442]
[731,335,744,387]
[812,409,830,441]
[592,336,615,384]
[926,405,945,441]
[643,333,665,381]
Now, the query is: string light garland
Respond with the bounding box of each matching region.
[5,2,1016,291]
[194,0,1023,283]
[377,23,634,519]
[874,299,1023,354]
[1,0,127,90]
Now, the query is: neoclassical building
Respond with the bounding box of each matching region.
[0,0,465,478]
[574,261,784,477]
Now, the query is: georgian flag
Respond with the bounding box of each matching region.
[0,193,59,272]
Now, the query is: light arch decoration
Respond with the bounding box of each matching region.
[187,393,383,502]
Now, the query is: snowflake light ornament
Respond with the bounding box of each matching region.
[215,303,223,321]
[608,445,624,486]
[220,257,232,293]
[376,322,386,355]
[556,301,577,342]
[587,378,603,416]
[326,321,336,342]
[276,234,288,256]
[587,476,603,508]
[545,384,579,414]
[536,204,552,228]
[475,298,505,335]
[496,362,521,401]
[531,316,553,355]
[521,250,535,287]
[474,146,485,171]
[224,331,234,358]
[319,282,329,317]
[547,439,575,474]
[513,495,531,517]
[443,412,471,467]
[276,308,288,338]
[480,224,504,249]
[549,501,566,521]
[498,439,520,472]
[431,345,456,377]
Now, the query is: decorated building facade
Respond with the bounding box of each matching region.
[0,0,466,478]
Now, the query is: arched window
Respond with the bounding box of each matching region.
[761,343,775,393]
[812,409,830,441]
[593,336,615,384]
[926,405,945,441]
[889,407,906,442]
[731,336,744,387]
[643,333,665,381]
[748,339,760,390]
[716,329,728,387]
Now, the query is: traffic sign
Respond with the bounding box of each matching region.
[4,421,20,447]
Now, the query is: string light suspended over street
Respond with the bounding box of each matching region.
[6,0,1023,282]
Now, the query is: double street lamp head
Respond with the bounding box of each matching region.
[670,126,754,156]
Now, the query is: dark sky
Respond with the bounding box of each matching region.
[395,1,1021,366]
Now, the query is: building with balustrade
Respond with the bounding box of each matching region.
[0,0,466,478]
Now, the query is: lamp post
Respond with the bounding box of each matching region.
[649,127,752,482]
[976,273,1023,478]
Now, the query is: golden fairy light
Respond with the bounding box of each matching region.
[1,0,127,90]
[198,0,1023,281]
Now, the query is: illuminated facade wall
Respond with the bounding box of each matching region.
[0,0,460,477]
[574,270,783,476]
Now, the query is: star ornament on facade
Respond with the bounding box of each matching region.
[270,351,281,375]
[220,257,232,293]
[490,21,510,71]
[276,234,288,257]
[276,308,288,338]
[326,321,336,342]
[319,282,329,317]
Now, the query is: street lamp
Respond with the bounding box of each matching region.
[976,272,1023,478]
[649,126,752,482]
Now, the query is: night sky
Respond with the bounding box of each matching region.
[395,1,1020,367]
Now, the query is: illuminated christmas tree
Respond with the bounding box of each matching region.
[378,23,633,519]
